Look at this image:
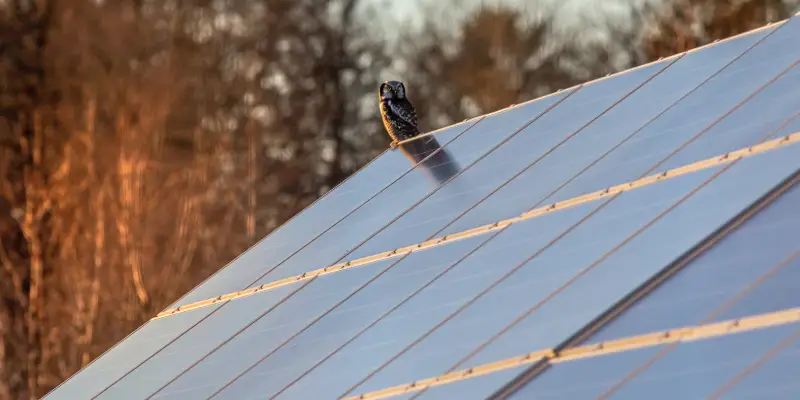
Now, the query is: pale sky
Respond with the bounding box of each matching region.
[361,0,656,44]
[365,0,653,29]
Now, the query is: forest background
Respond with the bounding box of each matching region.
[0,0,797,397]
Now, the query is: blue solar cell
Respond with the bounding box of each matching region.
[336,142,800,396]
[139,235,491,399]
[508,322,800,399]
[169,119,479,308]
[587,183,800,344]
[240,90,575,291]
[440,23,776,236]
[42,306,221,400]
[166,200,599,399]
[538,17,800,206]
[343,59,673,259]
[718,333,800,399]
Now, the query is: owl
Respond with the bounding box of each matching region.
[379,80,419,147]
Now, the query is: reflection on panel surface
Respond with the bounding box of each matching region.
[587,183,800,344]
[339,142,800,397]
[441,24,774,236]
[170,120,478,308]
[42,308,220,400]
[508,322,799,400]
[345,59,670,260]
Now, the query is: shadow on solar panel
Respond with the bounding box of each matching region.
[398,135,461,185]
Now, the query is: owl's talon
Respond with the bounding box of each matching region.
[390,140,399,149]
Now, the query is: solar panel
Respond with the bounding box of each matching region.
[506,322,800,399]
[44,14,800,400]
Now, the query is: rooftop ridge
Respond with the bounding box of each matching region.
[153,132,800,320]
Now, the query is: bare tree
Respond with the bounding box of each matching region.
[637,0,795,61]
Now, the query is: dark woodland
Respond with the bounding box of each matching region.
[0,0,794,397]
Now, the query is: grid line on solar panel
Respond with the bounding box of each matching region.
[707,328,800,399]
[393,18,786,148]
[153,132,800,320]
[342,308,800,400]
[489,171,800,400]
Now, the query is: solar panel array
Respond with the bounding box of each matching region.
[45,14,800,400]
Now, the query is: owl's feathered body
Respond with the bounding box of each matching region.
[379,81,419,146]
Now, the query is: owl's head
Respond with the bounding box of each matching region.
[380,80,406,100]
